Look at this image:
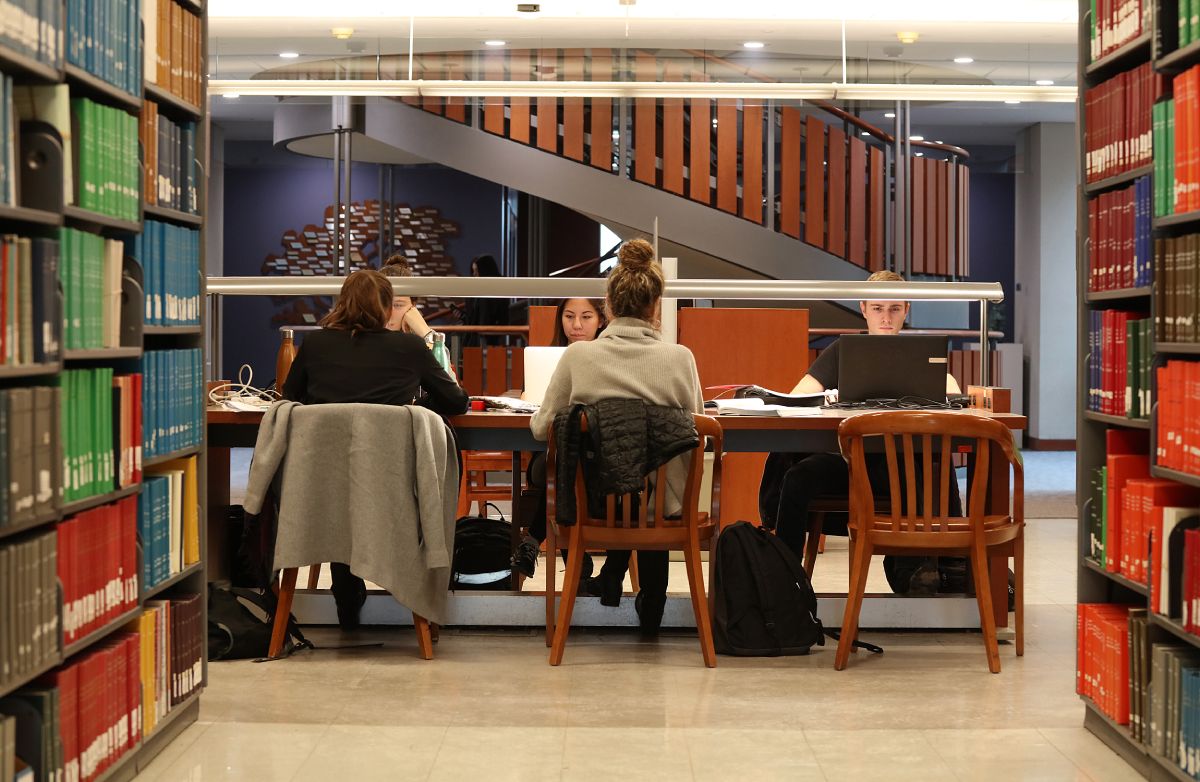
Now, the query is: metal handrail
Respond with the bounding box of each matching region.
[205,276,1004,303]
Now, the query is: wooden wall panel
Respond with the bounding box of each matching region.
[689,99,711,204]
[508,50,531,144]
[635,53,657,185]
[678,307,810,526]
[510,347,524,391]
[741,101,763,224]
[482,53,506,136]
[484,347,508,396]
[826,126,846,257]
[925,159,937,275]
[444,57,466,123]
[937,160,949,276]
[562,50,584,161]
[868,146,884,271]
[848,136,866,267]
[589,50,613,171]
[462,348,484,396]
[804,116,825,247]
[536,50,558,153]
[661,62,685,195]
[528,305,558,346]
[421,53,444,115]
[716,100,738,214]
[959,166,970,276]
[911,157,925,273]
[780,107,802,238]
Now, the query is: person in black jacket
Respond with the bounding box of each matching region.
[460,254,509,346]
[282,269,469,628]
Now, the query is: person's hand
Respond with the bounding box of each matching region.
[403,306,432,337]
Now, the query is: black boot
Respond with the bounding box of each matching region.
[634,590,666,637]
[330,563,367,631]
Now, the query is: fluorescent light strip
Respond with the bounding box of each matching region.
[207,78,1077,102]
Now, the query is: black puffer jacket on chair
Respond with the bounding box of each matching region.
[552,398,698,525]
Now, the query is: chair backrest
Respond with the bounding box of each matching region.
[836,411,1023,533]
[546,412,723,530]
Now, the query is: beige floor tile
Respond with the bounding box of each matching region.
[134,723,328,782]
[1039,727,1150,782]
[132,722,212,782]
[925,728,1087,781]
[686,728,825,781]
[802,729,957,781]
[428,726,565,781]
[562,728,692,781]
[291,725,448,782]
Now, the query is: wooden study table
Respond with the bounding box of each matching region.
[206,406,1026,628]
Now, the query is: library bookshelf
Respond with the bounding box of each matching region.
[0,0,209,777]
[1078,1,1200,779]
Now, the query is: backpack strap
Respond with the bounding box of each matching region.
[230,585,315,654]
[823,628,884,654]
[758,527,826,646]
[483,501,507,522]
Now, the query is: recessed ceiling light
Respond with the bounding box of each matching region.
[915,152,924,157]
[897,31,919,44]
[909,135,925,141]
[223,93,241,99]
[1005,99,1021,104]
[884,112,896,118]
[1036,79,1054,85]
[953,56,974,64]
[861,131,871,136]
[743,41,765,49]
[484,40,506,46]
[279,52,299,58]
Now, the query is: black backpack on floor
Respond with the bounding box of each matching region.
[712,521,825,656]
[207,584,311,661]
[451,504,514,590]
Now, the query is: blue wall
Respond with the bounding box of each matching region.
[219,141,503,383]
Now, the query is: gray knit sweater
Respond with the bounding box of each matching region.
[530,317,704,516]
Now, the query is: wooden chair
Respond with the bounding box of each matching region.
[269,568,435,660]
[458,450,531,517]
[544,413,724,667]
[834,411,1024,673]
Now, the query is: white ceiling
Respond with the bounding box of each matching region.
[208,4,1080,148]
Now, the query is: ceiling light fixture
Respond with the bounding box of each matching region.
[484,40,506,46]
[915,152,924,157]
[743,41,765,49]
[279,51,299,58]
[1036,79,1054,85]
[953,56,973,64]
[223,93,241,99]
[909,135,925,141]
[884,111,896,118]
[206,79,1076,103]
[1005,99,1021,104]
[330,27,354,39]
[897,31,919,44]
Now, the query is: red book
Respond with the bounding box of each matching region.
[1121,479,1144,578]
[1107,453,1151,571]
[125,634,140,748]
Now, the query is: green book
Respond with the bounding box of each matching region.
[1155,102,1164,216]
[1183,0,1192,48]
[1169,99,1177,215]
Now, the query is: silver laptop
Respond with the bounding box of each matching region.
[523,346,568,405]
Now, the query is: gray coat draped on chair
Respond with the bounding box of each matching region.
[243,401,460,623]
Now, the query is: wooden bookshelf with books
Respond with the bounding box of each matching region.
[1079,1,1200,779]
[0,0,208,778]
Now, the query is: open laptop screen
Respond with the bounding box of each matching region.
[836,335,950,403]
[523,346,568,405]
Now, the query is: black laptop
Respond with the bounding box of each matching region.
[836,335,950,404]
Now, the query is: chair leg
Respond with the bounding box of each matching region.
[457,473,471,518]
[268,568,299,659]
[835,540,872,670]
[545,522,557,648]
[683,535,717,668]
[818,534,826,553]
[803,512,825,576]
[305,563,322,590]
[414,614,434,660]
[549,526,586,666]
[707,538,718,618]
[1014,532,1025,658]
[629,551,641,593]
[970,538,1002,674]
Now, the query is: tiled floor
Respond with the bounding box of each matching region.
[142,452,1131,781]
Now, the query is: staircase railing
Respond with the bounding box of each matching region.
[264,48,972,279]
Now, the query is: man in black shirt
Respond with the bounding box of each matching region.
[759,271,962,594]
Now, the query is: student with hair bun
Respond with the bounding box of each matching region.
[528,238,703,635]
